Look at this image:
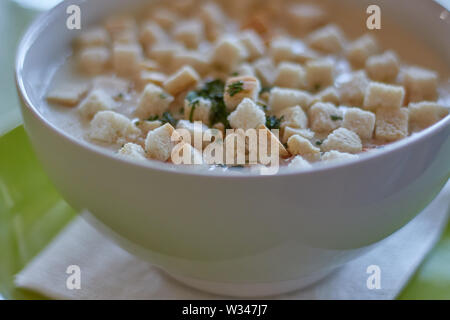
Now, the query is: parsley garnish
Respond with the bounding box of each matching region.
[189,104,196,122]
[266,115,284,130]
[315,140,323,146]
[227,81,244,97]
[231,72,239,76]
[147,112,178,127]
[314,84,321,92]
[159,93,168,99]
[330,115,343,121]
[259,87,272,95]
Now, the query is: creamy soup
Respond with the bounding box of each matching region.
[45,0,450,173]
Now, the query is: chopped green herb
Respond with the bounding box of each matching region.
[115,92,124,100]
[266,115,284,130]
[147,115,159,121]
[179,107,184,114]
[330,115,343,121]
[227,81,244,97]
[257,103,268,111]
[259,87,272,95]
[189,104,196,122]
[314,84,321,92]
[315,140,323,146]
[231,71,239,76]
[159,93,168,99]
[161,111,178,127]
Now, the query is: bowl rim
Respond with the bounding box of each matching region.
[14,0,450,179]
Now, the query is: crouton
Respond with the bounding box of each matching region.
[112,43,142,78]
[163,65,200,96]
[346,34,379,69]
[46,84,89,107]
[224,76,261,111]
[228,98,266,130]
[145,123,181,161]
[321,127,362,154]
[306,58,334,91]
[408,101,449,132]
[136,83,174,119]
[375,107,409,141]
[173,19,204,49]
[321,150,359,162]
[78,47,110,75]
[282,127,315,144]
[274,62,306,89]
[307,24,346,54]
[269,37,318,64]
[184,97,212,125]
[308,102,343,133]
[269,87,312,113]
[151,8,177,30]
[148,42,184,66]
[312,86,340,105]
[239,30,265,61]
[211,35,248,71]
[287,134,321,162]
[363,82,405,110]
[171,142,204,165]
[253,57,276,87]
[403,66,438,102]
[287,3,327,33]
[366,51,400,83]
[278,106,308,129]
[78,89,116,119]
[288,156,312,169]
[139,22,166,46]
[342,108,376,140]
[234,63,255,77]
[139,71,167,87]
[118,143,147,160]
[199,2,225,41]
[176,120,209,149]
[172,51,210,75]
[338,71,369,107]
[76,27,110,48]
[89,110,140,144]
[256,124,290,159]
[136,120,162,136]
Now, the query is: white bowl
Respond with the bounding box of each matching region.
[15,0,450,297]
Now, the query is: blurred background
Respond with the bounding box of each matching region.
[0,0,449,300]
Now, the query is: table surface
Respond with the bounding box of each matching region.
[0,0,449,300]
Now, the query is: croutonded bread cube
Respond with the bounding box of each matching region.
[163,65,200,96]
[365,51,400,83]
[211,35,248,71]
[148,42,184,66]
[306,58,334,91]
[136,83,174,119]
[145,123,181,161]
[311,86,340,105]
[269,87,312,113]
[274,62,306,90]
[224,76,261,111]
[307,24,345,54]
[287,3,327,33]
[78,47,110,75]
[338,71,369,107]
[112,43,142,78]
[253,57,276,87]
[375,107,409,141]
[278,106,308,129]
[118,143,147,160]
[321,127,363,154]
[139,21,166,46]
[239,30,265,61]
[408,101,449,132]
[136,120,162,136]
[228,98,266,130]
[76,27,110,48]
[321,150,359,162]
[176,120,210,149]
[346,34,379,69]
[256,124,290,159]
[46,84,89,107]
[288,156,312,169]
[403,66,438,103]
[282,127,315,144]
[308,102,343,133]
[363,82,405,110]
[172,51,210,76]
[287,134,321,162]
[342,108,376,140]
[173,19,204,49]
[78,89,117,119]
[184,97,212,125]
[89,110,141,144]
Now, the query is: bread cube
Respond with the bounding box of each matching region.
[338,71,370,107]
[321,127,362,154]
[278,106,308,129]
[228,98,266,130]
[306,58,334,91]
[184,97,212,125]
[76,27,110,48]
[252,57,276,87]
[308,102,343,133]
[211,35,248,71]
[269,37,318,64]
[269,87,312,113]
[224,76,261,111]
[118,143,147,160]
[145,123,181,161]
[288,156,312,169]
[287,134,321,162]
[139,71,167,87]
[46,84,89,107]
[151,8,177,30]
[78,47,110,75]
[375,107,409,141]
[234,63,255,77]
[139,59,159,71]
[136,120,162,136]
[287,3,327,33]
[256,124,290,159]
[171,142,204,165]
[239,30,265,61]
[173,19,204,49]
[312,86,340,105]
[274,62,306,89]
[307,24,345,54]
[363,82,405,110]
[282,127,315,144]
[172,51,210,75]
[78,89,116,119]
[148,42,184,66]
[176,120,209,149]
[346,34,379,69]
[104,15,136,35]
[321,150,359,162]
[139,22,166,46]
[112,43,142,78]
[163,65,200,96]
[89,111,140,144]
[408,101,449,132]
[403,66,438,102]
[136,83,173,119]
[342,108,376,140]
[366,51,400,83]
[199,2,225,41]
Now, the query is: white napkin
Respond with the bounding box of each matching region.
[15,182,450,300]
